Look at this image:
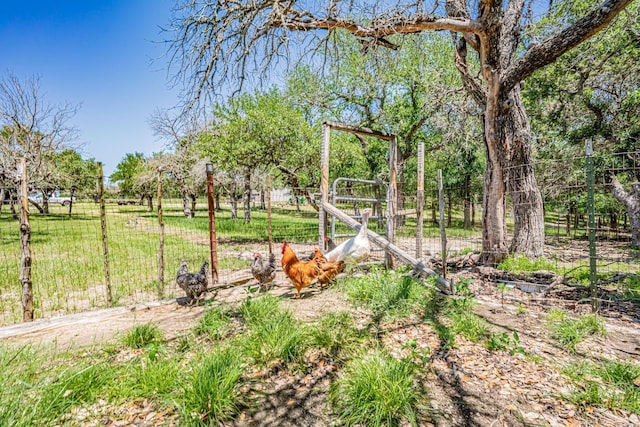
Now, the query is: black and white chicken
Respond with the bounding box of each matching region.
[176,260,209,304]
[251,252,277,291]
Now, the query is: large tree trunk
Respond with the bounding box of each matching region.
[182,192,193,218]
[501,90,545,258]
[610,176,640,247]
[480,90,545,264]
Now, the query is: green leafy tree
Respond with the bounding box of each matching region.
[110,152,146,199]
[166,0,632,265]
[525,0,640,244]
[202,87,316,220]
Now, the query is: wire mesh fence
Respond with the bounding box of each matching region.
[1,150,640,326]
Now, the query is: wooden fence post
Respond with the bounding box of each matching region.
[206,163,219,284]
[17,158,34,321]
[386,136,398,268]
[97,162,113,305]
[319,122,330,251]
[157,167,165,298]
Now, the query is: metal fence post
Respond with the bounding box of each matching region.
[585,140,599,313]
[416,142,425,259]
[438,169,448,282]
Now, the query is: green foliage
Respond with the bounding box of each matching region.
[127,356,181,399]
[339,269,427,323]
[330,348,424,427]
[486,331,525,356]
[204,87,318,188]
[447,307,489,343]
[37,362,111,423]
[182,346,246,425]
[193,305,234,340]
[121,322,164,349]
[239,295,309,366]
[497,254,558,273]
[110,152,146,197]
[310,311,364,360]
[546,309,606,352]
[238,294,282,325]
[562,359,640,414]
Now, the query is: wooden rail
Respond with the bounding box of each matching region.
[322,202,450,294]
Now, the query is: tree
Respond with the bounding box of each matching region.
[149,109,208,218]
[525,1,640,242]
[287,33,466,203]
[110,153,146,198]
[202,87,317,220]
[166,0,632,265]
[288,32,484,226]
[0,73,80,214]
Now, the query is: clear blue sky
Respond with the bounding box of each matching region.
[0,0,179,178]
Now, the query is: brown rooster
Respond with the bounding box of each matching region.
[313,248,345,289]
[281,242,321,299]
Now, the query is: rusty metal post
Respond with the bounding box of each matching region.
[17,158,34,321]
[206,163,219,284]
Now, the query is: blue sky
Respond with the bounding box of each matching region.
[0,0,179,178]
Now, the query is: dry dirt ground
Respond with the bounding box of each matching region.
[1,267,640,427]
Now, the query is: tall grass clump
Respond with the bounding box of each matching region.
[182,346,246,425]
[35,361,111,424]
[310,311,364,360]
[340,269,426,322]
[330,348,424,426]
[546,309,606,352]
[0,344,49,426]
[193,304,234,340]
[239,294,281,326]
[563,360,640,414]
[123,355,182,400]
[121,322,164,349]
[239,294,309,366]
[0,345,111,426]
[445,290,489,343]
